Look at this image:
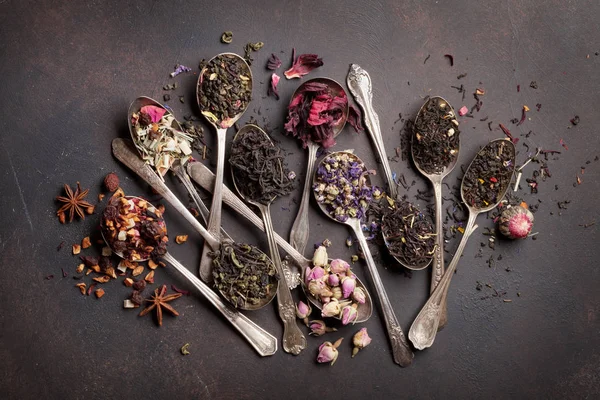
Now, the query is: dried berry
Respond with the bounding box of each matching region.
[132,279,147,291]
[130,290,144,305]
[104,173,120,192]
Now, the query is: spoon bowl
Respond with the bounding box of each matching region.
[408,138,516,350]
[196,52,253,284]
[288,77,349,255]
[312,150,414,367]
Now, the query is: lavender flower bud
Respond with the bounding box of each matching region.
[316,338,343,365]
[352,287,366,304]
[312,245,328,267]
[341,276,356,298]
[330,259,349,274]
[341,304,358,325]
[352,327,372,357]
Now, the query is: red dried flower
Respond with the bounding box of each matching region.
[284,49,323,79]
[267,73,281,100]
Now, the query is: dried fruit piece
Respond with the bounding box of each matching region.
[98,193,105,202]
[132,265,144,277]
[72,244,81,255]
[124,278,134,287]
[81,237,91,249]
[95,288,105,298]
[148,259,159,270]
[76,263,85,274]
[104,173,120,192]
[145,270,155,283]
[175,235,188,244]
[112,187,125,198]
[93,276,110,283]
[75,282,87,295]
[124,299,138,309]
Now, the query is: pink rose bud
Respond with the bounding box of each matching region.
[308,280,333,298]
[352,287,366,304]
[331,286,343,300]
[312,245,328,267]
[341,276,356,298]
[308,266,326,281]
[316,337,343,365]
[328,273,340,287]
[329,259,349,274]
[308,319,337,336]
[296,300,312,326]
[341,304,358,325]
[321,298,341,318]
[352,327,372,357]
[320,296,331,304]
[304,266,312,285]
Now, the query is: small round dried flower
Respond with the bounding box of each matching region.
[104,172,120,192]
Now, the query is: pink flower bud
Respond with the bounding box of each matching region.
[308,319,337,336]
[328,273,340,287]
[321,298,341,318]
[316,338,343,365]
[352,327,372,357]
[312,245,328,267]
[296,300,311,319]
[308,280,333,297]
[341,304,358,325]
[330,259,349,274]
[341,276,356,298]
[331,286,342,300]
[304,266,312,285]
[352,287,366,304]
[308,266,326,281]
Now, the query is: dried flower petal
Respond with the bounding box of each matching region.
[140,105,166,123]
[347,105,364,133]
[266,53,282,70]
[284,51,324,79]
[267,73,281,100]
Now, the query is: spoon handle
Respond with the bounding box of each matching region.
[408,212,478,350]
[258,203,307,355]
[199,127,228,283]
[289,142,318,255]
[431,179,448,329]
[346,64,398,199]
[162,252,278,356]
[111,139,220,250]
[349,218,413,367]
[171,163,232,241]
[187,161,309,277]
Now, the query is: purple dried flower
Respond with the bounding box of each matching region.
[266,53,282,70]
[170,64,192,77]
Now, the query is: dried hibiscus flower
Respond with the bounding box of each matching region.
[284,81,347,149]
[267,54,282,70]
[267,73,281,100]
[284,49,323,79]
[347,105,364,133]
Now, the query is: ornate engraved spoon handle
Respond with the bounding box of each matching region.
[430,177,448,329]
[350,218,413,367]
[347,64,398,199]
[289,142,318,255]
[163,252,277,356]
[409,212,478,350]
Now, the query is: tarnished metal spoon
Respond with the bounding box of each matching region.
[288,77,349,255]
[230,124,306,355]
[99,192,277,356]
[197,53,253,284]
[313,150,414,367]
[408,138,516,350]
[411,96,460,329]
[186,159,373,324]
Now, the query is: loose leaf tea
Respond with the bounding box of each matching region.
[229,126,296,204]
[212,241,277,309]
[381,200,436,267]
[284,81,348,149]
[101,196,168,261]
[413,97,460,174]
[197,54,251,128]
[462,140,516,209]
[313,152,382,222]
[130,105,194,178]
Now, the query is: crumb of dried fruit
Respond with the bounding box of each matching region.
[101,247,112,257]
[181,343,191,355]
[132,265,144,277]
[124,299,138,308]
[111,187,125,198]
[132,279,146,291]
[72,244,81,255]
[75,283,86,295]
[86,269,93,275]
[130,290,144,305]
[148,259,159,270]
[93,276,110,283]
[95,288,105,298]
[158,261,167,268]
[175,235,188,244]
[81,237,91,249]
[76,264,85,274]
[104,173,120,192]
[98,193,105,202]
[87,283,96,296]
[124,278,134,287]
[145,270,155,283]
[86,205,94,215]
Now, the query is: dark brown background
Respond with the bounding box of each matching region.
[1,1,598,399]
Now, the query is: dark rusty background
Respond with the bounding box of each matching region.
[1,1,598,399]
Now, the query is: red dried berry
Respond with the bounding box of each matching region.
[104,173,120,192]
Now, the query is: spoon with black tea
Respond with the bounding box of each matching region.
[99,193,277,356]
[411,95,461,329]
[408,138,516,350]
[229,124,307,355]
[196,53,253,284]
[312,150,414,367]
[186,160,374,323]
[287,77,349,255]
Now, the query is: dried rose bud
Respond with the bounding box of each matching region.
[352,327,372,357]
[307,265,325,281]
[312,245,328,267]
[341,304,358,325]
[341,276,356,298]
[296,300,312,326]
[331,286,343,300]
[498,205,534,239]
[309,320,337,336]
[104,172,120,192]
[352,287,366,304]
[330,259,349,274]
[316,337,343,365]
[328,273,340,287]
[308,280,333,298]
[321,298,342,318]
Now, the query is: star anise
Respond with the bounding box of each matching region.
[56,182,94,223]
[139,285,182,326]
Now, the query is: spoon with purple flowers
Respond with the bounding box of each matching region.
[313,150,414,367]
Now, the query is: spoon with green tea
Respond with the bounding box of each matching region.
[312,150,414,367]
[196,53,253,284]
[408,138,516,350]
[411,95,461,329]
[287,77,349,255]
[99,193,277,356]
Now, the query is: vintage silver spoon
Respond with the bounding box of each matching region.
[186,160,373,324]
[288,77,349,255]
[411,96,461,328]
[229,124,307,355]
[347,64,398,199]
[408,138,516,350]
[99,192,277,356]
[312,150,413,367]
[196,53,253,284]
